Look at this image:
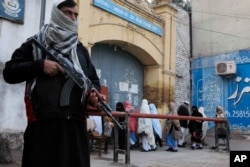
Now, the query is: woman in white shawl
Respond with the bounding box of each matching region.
[149,103,163,147]
[198,107,208,145]
[137,99,157,152]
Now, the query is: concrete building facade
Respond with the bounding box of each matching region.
[0,0,193,135]
[191,0,250,133]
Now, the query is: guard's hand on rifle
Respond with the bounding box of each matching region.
[88,88,106,110]
[44,60,65,76]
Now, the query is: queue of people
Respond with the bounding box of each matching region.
[115,99,162,152]
[114,100,228,153]
[85,97,227,155]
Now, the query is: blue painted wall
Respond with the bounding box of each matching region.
[192,50,250,133]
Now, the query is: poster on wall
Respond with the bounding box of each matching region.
[0,0,25,24]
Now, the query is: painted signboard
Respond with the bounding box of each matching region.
[93,0,163,36]
[0,0,25,24]
[192,50,250,133]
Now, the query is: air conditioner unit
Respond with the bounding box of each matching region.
[216,61,237,75]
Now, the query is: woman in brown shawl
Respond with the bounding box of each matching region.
[163,102,182,152]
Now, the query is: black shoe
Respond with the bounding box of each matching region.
[151,147,157,151]
[130,144,137,149]
[191,146,195,150]
[166,147,174,151]
[170,149,178,152]
[178,144,185,148]
[140,149,149,152]
[210,146,216,150]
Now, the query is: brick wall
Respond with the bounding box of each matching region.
[174,5,191,108]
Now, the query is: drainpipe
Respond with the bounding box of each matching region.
[39,0,46,28]
[189,11,193,105]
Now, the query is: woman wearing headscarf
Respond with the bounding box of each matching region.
[137,99,157,152]
[210,106,229,150]
[198,107,208,146]
[116,102,126,149]
[216,106,228,138]
[149,103,163,147]
[188,105,203,149]
[163,101,181,152]
[124,100,138,149]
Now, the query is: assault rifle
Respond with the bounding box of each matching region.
[29,37,123,129]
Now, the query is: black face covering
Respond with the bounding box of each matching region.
[192,105,198,113]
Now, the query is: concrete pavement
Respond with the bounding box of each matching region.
[1,136,250,167]
[91,135,250,167]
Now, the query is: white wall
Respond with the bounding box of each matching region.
[192,0,250,57]
[0,0,56,132]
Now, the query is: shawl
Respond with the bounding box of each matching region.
[149,103,162,138]
[124,100,134,112]
[198,107,208,140]
[33,4,83,76]
[138,99,155,145]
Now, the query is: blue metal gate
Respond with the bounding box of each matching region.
[91,44,144,110]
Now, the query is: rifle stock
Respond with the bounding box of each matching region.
[29,37,123,129]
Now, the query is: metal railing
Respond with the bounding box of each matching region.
[88,111,229,165]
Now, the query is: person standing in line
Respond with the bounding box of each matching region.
[188,105,203,150]
[177,101,190,147]
[3,1,101,167]
[210,106,229,150]
[116,102,126,150]
[162,101,181,152]
[137,99,157,152]
[124,100,138,149]
[198,107,208,146]
[149,103,163,147]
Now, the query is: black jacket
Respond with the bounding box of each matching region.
[3,39,100,121]
[177,104,190,128]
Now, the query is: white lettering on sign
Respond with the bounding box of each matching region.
[234,155,247,162]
